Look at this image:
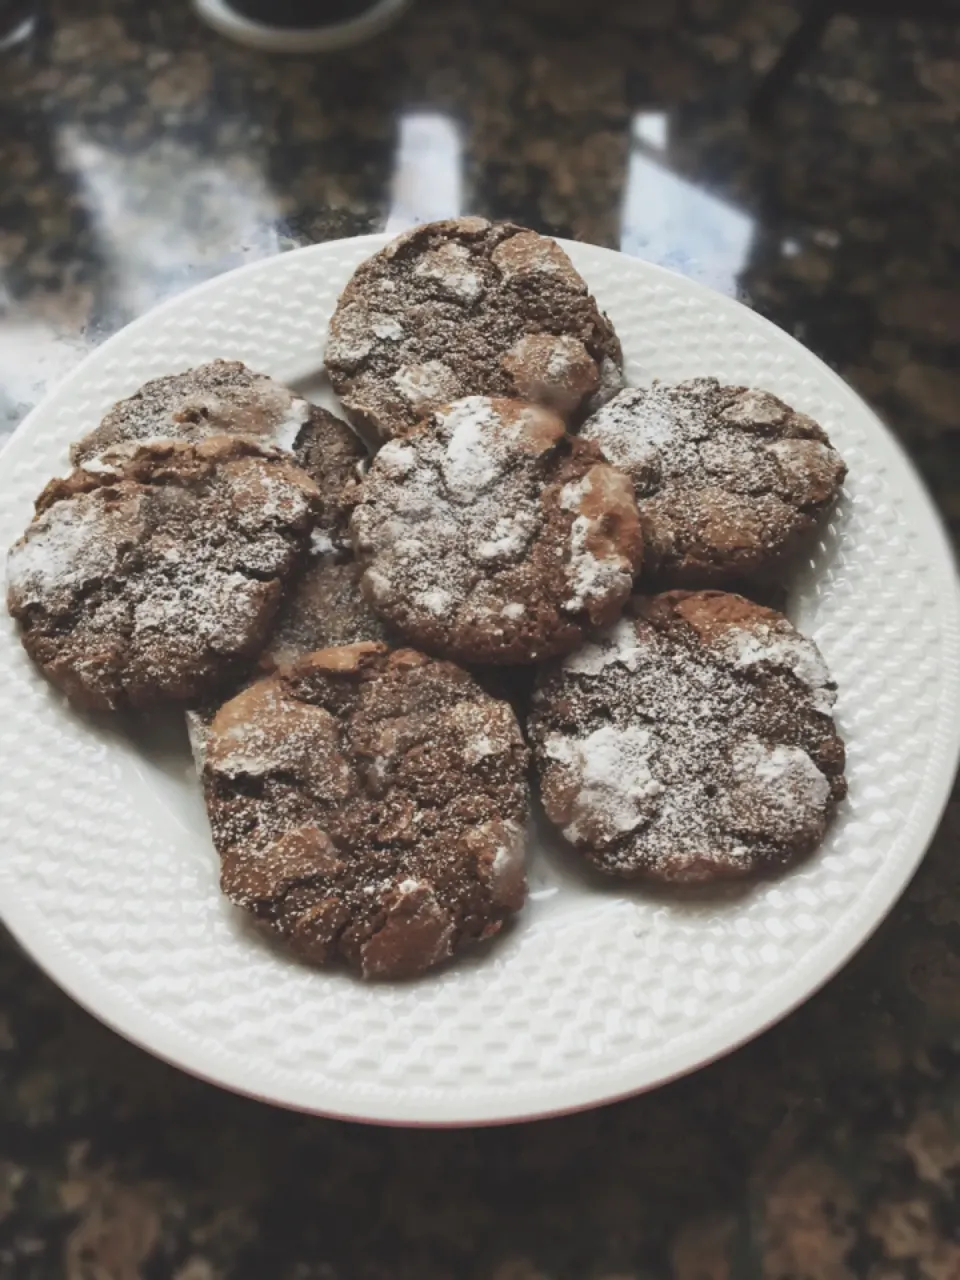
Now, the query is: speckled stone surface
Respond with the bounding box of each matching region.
[2,0,960,1276]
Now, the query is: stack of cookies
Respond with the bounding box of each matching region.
[6,218,848,981]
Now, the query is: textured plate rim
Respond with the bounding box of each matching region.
[1,235,959,1126]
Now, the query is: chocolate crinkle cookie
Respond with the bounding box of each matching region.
[203,642,530,979]
[581,378,847,586]
[70,360,368,551]
[351,396,643,665]
[529,591,846,883]
[325,217,624,443]
[71,360,318,465]
[7,436,320,712]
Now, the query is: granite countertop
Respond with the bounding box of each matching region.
[2,1,960,1276]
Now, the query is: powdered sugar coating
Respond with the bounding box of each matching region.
[544,724,663,843]
[71,360,316,465]
[325,218,623,443]
[723,737,832,846]
[563,616,644,676]
[530,590,845,882]
[7,500,122,605]
[560,475,634,614]
[581,378,846,586]
[715,623,835,716]
[351,396,642,665]
[72,362,368,555]
[203,644,529,979]
[7,436,320,711]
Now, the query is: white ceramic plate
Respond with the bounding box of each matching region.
[1,236,958,1126]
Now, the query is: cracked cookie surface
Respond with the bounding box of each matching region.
[581,378,846,586]
[529,591,846,883]
[70,359,367,550]
[203,643,529,979]
[351,396,643,665]
[71,360,317,465]
[325,217,623,443]
[7,436,320,711]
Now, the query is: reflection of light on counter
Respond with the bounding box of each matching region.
[633,110,668,151]
[620,112,754,297]
[55,127,282,317]
[0,12,36,52]
[385,112,462,234]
